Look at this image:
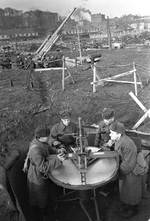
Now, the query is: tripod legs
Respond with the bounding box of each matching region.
[55,189,101,221]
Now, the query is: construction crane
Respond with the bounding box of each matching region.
[35,7,76,60]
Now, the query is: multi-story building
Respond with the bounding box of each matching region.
[130,18,150,32]
[91,13,106,28]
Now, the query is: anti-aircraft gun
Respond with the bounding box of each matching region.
[34,8,76,61]
[61,117,119,186]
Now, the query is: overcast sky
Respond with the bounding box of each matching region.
[1,0,150,18]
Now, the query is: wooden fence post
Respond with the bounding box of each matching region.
[133,62,137,96]
[62,56,65,91]
[9,80,13,87]
[129,91,150,129]
[129,92,147,113]
[93,63,96,93]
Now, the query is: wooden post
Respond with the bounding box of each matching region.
[132,109,150,129]
[10,80,13,87]
[107,16,112,50]
[65,62,75,84]
[135,65,143,89]
[77,25,82,65]
[133,62,137,96]
[129,91,150,129]
[129,92,147,113]
[62,56,65,91]
[93,63,97,93]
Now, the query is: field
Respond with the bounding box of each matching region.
[0,47,150,221]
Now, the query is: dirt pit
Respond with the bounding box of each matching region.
[0,47,150,221]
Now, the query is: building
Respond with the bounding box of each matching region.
[0,28,38,40]
[130,19,150,32]
[63,24,101,36]
[91,13,106,28]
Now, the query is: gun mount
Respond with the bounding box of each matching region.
[62,117,119,186]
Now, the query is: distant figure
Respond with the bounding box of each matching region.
[25,54,36,90]
[16,53,24,69]
[94,108,116,150]
[25,54,36,71]
[55,49,63,67]
[110,122,142,219]
[26,126,66,221]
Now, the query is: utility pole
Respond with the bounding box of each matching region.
[77,24,82,65]
[107,16,112,50]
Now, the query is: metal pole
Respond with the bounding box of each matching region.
[78,117,83,153]
[93,189,101,221]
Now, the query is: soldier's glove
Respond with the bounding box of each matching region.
[58,147,67,155]
[53,141,61,147]
[57,152,66,162]
[101,146,111,151]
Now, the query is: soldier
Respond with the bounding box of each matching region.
[48,109,78,151]
[55,49,63,67]
[16,53,24,69]
[25,54,36,90]
[26,126,66,221]
[110,122,142,218]
[94,108,116,150]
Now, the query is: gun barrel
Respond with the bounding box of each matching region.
[35,7,76,59]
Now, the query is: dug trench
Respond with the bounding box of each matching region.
[0,48,150,221]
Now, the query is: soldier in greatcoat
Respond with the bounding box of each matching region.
[110,122,142,218]
[27,126,65,220]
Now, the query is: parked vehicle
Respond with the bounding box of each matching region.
[112,42,124,49]
[101,43,109,49]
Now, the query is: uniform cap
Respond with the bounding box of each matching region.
[35,126,50,138]
[60,109,71,119]
[102,108,115,120]
[110,122,125,134]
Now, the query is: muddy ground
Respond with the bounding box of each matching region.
[0,47,150,221]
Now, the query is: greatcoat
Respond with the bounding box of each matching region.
[27,138,62,208]
[114,134,142,205]
[94,120,117,147]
